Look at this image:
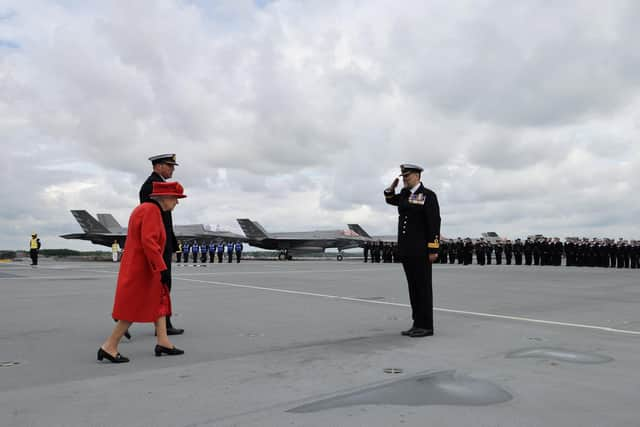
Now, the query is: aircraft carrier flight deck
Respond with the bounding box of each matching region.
[1,259,639,426]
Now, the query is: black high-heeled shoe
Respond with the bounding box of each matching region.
[154,344,184,356]
[97,347,130,363]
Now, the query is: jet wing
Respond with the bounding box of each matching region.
[62,211,246,248]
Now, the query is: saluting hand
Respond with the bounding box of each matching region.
[388,177,399,192]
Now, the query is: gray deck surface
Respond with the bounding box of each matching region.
[1,259,639,426]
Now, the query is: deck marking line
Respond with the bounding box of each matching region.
[178,277,640,336]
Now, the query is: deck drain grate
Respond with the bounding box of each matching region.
[384,368,403,374]
[0,361,20,368]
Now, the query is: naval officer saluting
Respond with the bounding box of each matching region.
[384,164,441,338]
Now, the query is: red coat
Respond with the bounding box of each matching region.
[112,201,169,322]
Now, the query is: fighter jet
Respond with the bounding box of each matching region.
[236,219,362,261]
[347,224,396,244]
[60,210,246,248]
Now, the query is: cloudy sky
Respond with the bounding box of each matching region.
[1,0,639,251]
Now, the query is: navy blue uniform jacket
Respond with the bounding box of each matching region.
[384,184,441,258]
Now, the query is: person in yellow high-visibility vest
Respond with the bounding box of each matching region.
[29,233,41,266]
[176,241,182,263]
[111,240,120,262]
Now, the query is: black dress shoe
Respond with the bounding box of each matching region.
[408,328,434,338]
[154,345,184,356]
[97,347,130,363]
[401,327,417,336]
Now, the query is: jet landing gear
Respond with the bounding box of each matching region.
[278,250,292,261]
[337,251,344,261]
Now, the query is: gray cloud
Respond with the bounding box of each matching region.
[378,1,640,126]
[1,0,640,250]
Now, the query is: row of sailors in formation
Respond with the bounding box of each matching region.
[438,238,640,268]
[362,242,400,263]
[176,241,244,264]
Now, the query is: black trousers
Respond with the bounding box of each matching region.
[401,257,433,330]
[515,253,522,265]
[30,249,38,265]
[163,254,179,327]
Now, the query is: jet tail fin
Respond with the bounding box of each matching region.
[348,224,371,238]
[237,219,270,240]
[97,213,123,232]
[71,210,111,234]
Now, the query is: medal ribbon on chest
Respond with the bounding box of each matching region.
[409,192,425,205]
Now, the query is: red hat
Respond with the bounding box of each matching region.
[150,181,187,198]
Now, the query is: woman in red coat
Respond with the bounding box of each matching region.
[98,181,187,363]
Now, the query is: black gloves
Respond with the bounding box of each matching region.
[160,269,170,285]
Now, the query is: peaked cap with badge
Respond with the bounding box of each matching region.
[148,153,179,166]
[400,164,424,176]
